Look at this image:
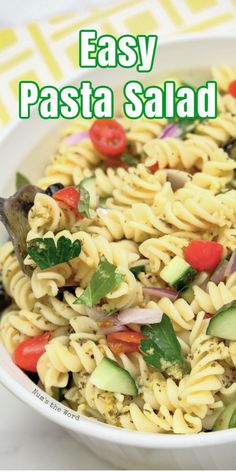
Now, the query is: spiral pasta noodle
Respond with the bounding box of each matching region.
[95,164,167,207]
[28,193,77,236]
[0,242,36,310]
[211,66,236,92]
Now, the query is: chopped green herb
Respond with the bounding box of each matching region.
[16,172,30,190]
[51,387,66,402]
[130,265,146,278]
[99,196,110,206]
[216,187,231,195]
[140,314,190,375]
[28,236,81,270]
[120,153,139,167]
[74,258,125,307]
[77,185,90,218]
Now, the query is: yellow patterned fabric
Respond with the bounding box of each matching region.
[1,0,236,129]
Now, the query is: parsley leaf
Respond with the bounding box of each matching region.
[78,185,90,218]
[74,258,125,307]
[140,314,190,375]
[16,172,30,190]
[27,236,81,270]
[130,265,146,278]
[120,153,139,167]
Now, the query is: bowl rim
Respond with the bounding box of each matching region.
[1,30,236,448]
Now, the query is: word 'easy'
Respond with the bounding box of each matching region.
[79,30,158,72]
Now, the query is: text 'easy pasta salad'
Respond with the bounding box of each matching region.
[1,67,236,434]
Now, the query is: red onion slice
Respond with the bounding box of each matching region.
[64,131,89,146]
[211,259,228,284]
[225,249,236,277]
[99,325,124,335]
[118,307,163,325]
[159,123,182,139]
[143,286,178,301]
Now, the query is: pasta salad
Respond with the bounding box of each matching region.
[1,66,236,435]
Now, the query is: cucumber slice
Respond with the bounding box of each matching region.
[180,287,194,304]
[213,401,236,431]
[206,301,236,341]
[90,357,138,396]
[160,256,197,291]
[80,176,97,209]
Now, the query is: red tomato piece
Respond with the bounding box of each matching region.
[148,162,159,174]
[53,186,83,219]
[89,119,127,158]
[183,240,223,272]
[228,79,236,98]
[107,330,144,343]
[204,313,214,319]
[107,341,140,355]
[13,332,51,372]
[105,156,126,169]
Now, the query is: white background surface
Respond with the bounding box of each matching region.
[0,1,119,470]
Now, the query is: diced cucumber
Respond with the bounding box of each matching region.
[213,401,236,431]
[160,256,197,291]
[206,301,236,341]
[80,176,97,209]
[180,287,194,304]
[89,357,138,396]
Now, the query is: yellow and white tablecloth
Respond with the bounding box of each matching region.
[0,0,236,130]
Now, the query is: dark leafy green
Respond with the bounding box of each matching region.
[78,185,90,218]
[229,407,236,428]
[16,172,30,190]
[74,258,125,307]
[120,153,139,167]
[51,387,66,402]
[130,265,146,278]
[28,236,81,269]
[140,314,190,374]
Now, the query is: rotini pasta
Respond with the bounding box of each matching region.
[1,68,236,437]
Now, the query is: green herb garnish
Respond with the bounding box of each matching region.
[51,387,66,402]
[74,258,125,307]
[77,185,90,218]
[120,153,139,167]
[140,314,190,375]
[130,265,146,278]
[216,187,231,195]
[99,196,110,206]
[16,172,30,190]
[28,236,81,270]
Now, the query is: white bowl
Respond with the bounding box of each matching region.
[1,32,236,470]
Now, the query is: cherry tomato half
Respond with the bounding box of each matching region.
[183,240,223,272]
[107,331,144,343]
[89,119,127,158]
[53,186,83,219]
[107,341,140,355]
[13,332,51,372]
[228,79,236,98]
[107,330,145,355]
